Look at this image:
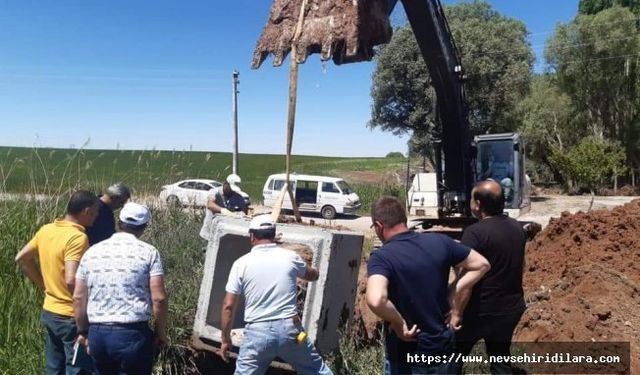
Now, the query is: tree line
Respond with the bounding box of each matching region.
[369,0,639,194]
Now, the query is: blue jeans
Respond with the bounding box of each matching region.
[41,310,92,375]
[384,356,456,375]
[235,318,334,375]
[88,322,153,375]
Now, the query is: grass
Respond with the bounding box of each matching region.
[0,147,406,208]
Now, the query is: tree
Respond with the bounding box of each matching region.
[518,75,581,183]
[369,1,534,147]
[579,0,640,16]
[550,137,626,208]
[545,6,640,183]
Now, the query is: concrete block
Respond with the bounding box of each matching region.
[193,216,364,355]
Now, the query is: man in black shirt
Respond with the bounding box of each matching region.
[367,196,491,375]
[452,180,526,375]
[86,183,131,246]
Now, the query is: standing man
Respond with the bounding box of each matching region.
[219,214,333,375]
[199,174,248,243]
[73,202,168,375]
[452,180,527,375]
[86,182,132,245]
[15,190,100,375]
[366,196,490,375]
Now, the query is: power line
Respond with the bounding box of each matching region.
[464,52,640,78]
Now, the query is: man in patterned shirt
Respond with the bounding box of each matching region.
[73,202,168,375]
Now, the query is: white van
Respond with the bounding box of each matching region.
[262,174,361,219]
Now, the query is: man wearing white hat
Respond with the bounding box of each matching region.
[199,174,249,242]
[73,202,168,375]
[219,215,333,375]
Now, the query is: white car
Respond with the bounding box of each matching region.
[160,179,222,207]
[159,179,252,208]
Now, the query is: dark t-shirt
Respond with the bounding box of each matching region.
[214,190,247,212]
[460,215,526,317]
[86,200,115,246]
[368,232,470,361]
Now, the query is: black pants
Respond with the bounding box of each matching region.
[454,309,524,375]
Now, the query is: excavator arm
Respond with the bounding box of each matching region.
[253,0,473,217]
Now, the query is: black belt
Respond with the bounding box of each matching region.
[92,321,149,329]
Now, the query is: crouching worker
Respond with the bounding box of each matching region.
[219,214,333,375]
[73,202,168,375]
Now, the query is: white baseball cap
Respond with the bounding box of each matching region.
[226,174,241,185]
[119,202,151,226]
[248,214,276,231]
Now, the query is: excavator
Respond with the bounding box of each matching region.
[252,0,537,234]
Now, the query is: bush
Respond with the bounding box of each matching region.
[550,136,626,194]
[385,152,405,159]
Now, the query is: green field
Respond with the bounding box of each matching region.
[0,147,406,212]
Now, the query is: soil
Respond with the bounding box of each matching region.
[517,199,640,373]
[351,200,640,372]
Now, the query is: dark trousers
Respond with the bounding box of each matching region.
[88,322,153,375]
[41,310,92,375]
[454,309,524,375]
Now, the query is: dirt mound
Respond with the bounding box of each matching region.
[351,255,383,343]
[517,199,640,373]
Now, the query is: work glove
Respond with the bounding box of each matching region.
[220,208,234,216]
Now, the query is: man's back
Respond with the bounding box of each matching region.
[226,244,306,323]
[30,219,88,316]
[368,232,470,356]
[77,232,164,323]
[461,215,525,316]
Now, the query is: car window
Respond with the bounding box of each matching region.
[179,181,196,189]
[195,182,211,191]
[322,182,340,193]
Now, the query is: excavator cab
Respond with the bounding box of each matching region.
[473,133,531,216]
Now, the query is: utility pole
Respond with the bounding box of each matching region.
[232,70,240,175]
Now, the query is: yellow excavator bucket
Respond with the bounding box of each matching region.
[252,0,393,69]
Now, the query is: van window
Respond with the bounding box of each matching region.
[270,179,284,190]
[270,179,295,191]
[322,182,340,193]
[336,180,353,195]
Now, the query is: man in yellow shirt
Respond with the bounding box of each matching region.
[15,190,99,375]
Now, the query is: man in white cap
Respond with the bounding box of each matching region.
[73,202,168,375]
[199,174,249,243]
[219,215,333,375]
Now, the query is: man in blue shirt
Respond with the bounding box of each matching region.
[366,197,490,375]
[86,183,131,245]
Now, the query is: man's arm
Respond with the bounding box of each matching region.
[73,278,90,335]
[449,250,490,330]
[150,275,168,349]
[301,265,319,281]
[366,274,420,342]
[15,243,44,291]
[65,261,80,294]
[220,292,239,362]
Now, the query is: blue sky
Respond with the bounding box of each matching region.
[0,0,578,157]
